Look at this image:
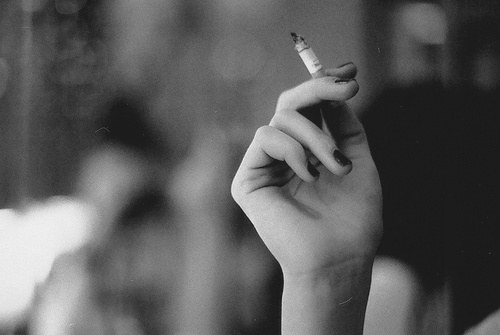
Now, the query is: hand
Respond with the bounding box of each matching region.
[231,63,382,334]
[231,63,382,278]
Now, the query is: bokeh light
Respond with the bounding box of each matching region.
[0,213,35,326]
[400,3,447,45]
[20,0,48,13]
[0,197,93,325]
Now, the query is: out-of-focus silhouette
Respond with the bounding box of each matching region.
[362,4,500,333]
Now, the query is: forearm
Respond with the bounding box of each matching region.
[281,259,373,335]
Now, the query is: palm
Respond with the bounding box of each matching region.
[247,135,382,276]
[232,69,382,276]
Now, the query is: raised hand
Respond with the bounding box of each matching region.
[231,63,382,334]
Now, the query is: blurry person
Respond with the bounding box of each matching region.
[29,93,282,334]
[441,17,500,335]
[26,0,276,333]
[361,5,451,333]
[24,0,284,333]
[362,9,500,335]
[30,96,182,335]
[31,92,271,334]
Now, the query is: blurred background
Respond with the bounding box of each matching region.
[0,0,499,334]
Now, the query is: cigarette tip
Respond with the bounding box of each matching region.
[291,32,298,42]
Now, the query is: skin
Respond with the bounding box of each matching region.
[231,63,383,334]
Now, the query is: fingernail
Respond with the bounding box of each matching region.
[336,61,353,68]
[335,78,352,84]
[333,150,352,166]
[307,161,320,178]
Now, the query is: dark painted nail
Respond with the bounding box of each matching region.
[333,150,352,166]
[307,162,320,178]
[335,78,352,84]
[336,61,353,68]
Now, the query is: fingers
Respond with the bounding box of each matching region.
[270,110,352,176]
[240,125,319,181]
[276,75,358,112]
[232,125,318,203]
[322,103,368,150]
[270,62,359,176]
[326,62,357,79]
[234,62,361,199]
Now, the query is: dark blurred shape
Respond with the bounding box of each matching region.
[117,187,167,227]
[443,17,500,333]
[96,96,166,157]
[362,11,500,333]
[446,87,500,335]
[363,80,448,290]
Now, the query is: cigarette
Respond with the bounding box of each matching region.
[291,32,326,78]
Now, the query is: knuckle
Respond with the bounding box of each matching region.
[287,139,303,153]
[230,180,241,203]
[231,175,254,206]
[230,175,244,204]
[284,140,306,161]
[254,125,273,141]
[276,89,292,111]
[269,112,286,128]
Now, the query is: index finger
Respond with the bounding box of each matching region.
[275,76,359,112]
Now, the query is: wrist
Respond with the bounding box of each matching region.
[282,255,376,292]
[282,258,374,335]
